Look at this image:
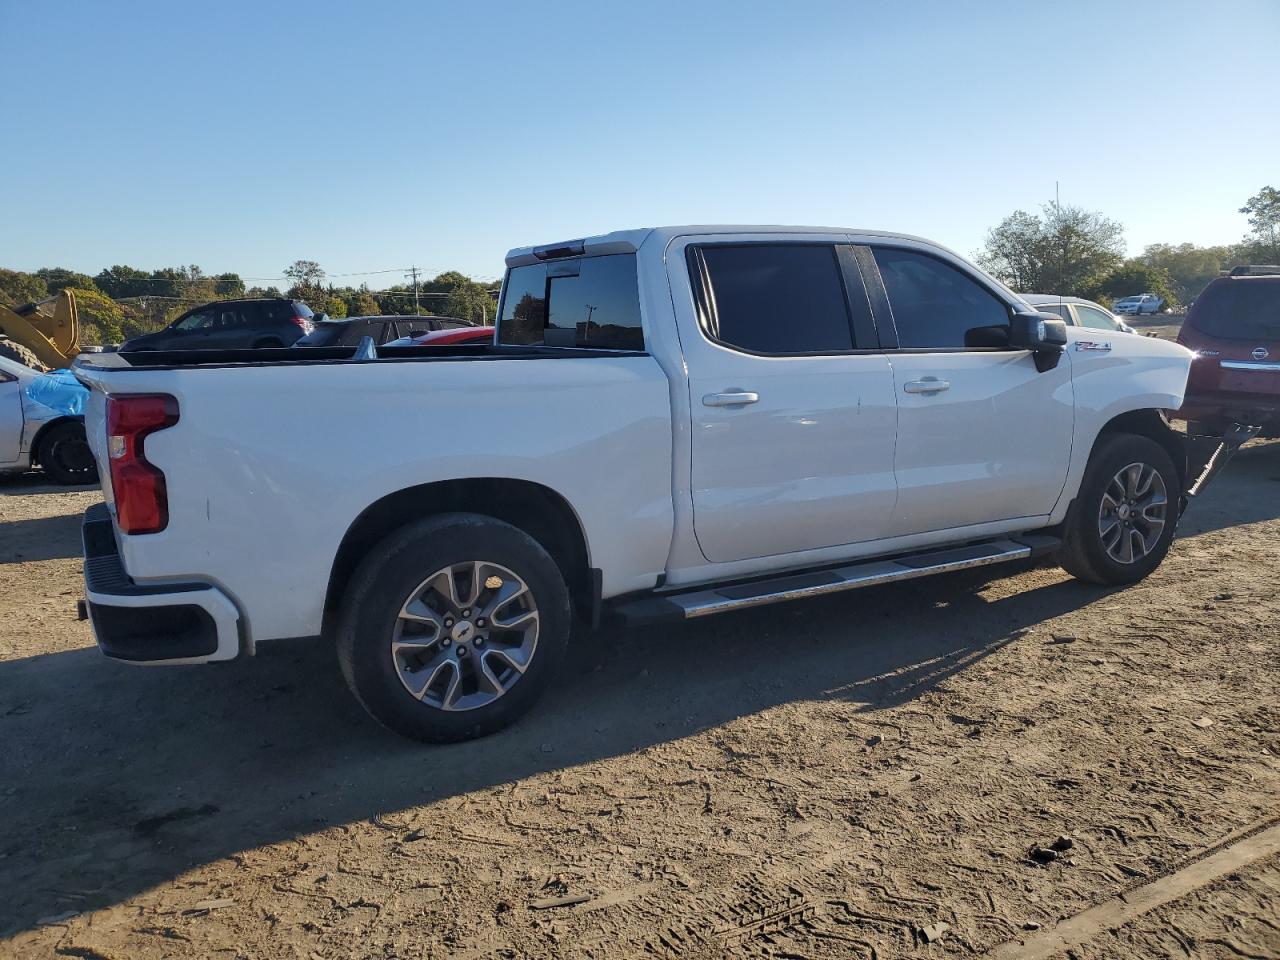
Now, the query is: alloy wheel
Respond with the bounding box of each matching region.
[1098,461,1167,564]
[390,561,539,711]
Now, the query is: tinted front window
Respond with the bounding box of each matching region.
[173,310,215,331]
[498,255,643,350]
[1189,280,1280,340]
[874,247,1009,349]
[698,244,854,353]
[1036,303,1069,320]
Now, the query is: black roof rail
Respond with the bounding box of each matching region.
[1228,264,1280,277]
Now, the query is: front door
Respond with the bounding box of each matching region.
[676,238,899,563]
[867,244,1074,537]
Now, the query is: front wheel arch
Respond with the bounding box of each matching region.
[1094,408,1188,489]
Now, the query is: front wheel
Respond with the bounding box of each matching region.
[336,513,571,743]
[1056,433,1181,586]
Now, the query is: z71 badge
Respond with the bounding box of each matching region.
[1075,341,1112,351]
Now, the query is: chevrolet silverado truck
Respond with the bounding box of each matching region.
[74,226,1239,742]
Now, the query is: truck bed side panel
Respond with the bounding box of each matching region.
[80,355,674,642]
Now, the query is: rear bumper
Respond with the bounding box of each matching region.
[1176,395,1280,427]
[81,504,242,664]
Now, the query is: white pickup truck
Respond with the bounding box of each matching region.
[74,225,1231,742]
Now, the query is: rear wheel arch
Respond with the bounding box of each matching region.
[323,478,593,637]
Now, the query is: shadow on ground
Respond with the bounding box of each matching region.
[0,471,96,496]
[0,513,88,563]
[0,562,1103,936]
[1176,439,1280,537]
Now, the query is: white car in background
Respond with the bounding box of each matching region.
[0,355,98,485]
[1021,294,1137,335]
[1113,294,1165,316]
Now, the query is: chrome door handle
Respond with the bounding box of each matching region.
[903,378,950,395]
[702,391,759,407]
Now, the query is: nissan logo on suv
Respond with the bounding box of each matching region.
[1253,346,1270,360]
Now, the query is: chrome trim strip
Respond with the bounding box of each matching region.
[1220,360,1280,372]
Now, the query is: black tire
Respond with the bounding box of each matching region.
[0,339,46,371]
[37,420,100,485]
[1056,433,1181,586]
[336,513,571,743]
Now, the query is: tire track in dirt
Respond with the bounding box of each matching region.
[987,815,1280,959]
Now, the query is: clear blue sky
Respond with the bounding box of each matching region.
[2,0,1276,285]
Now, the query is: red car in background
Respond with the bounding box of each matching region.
[1176,266,1280,438]
[385,326,495,347]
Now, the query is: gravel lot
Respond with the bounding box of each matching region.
[1,347,1277,957]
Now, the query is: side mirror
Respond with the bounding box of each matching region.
[1010,312,1068,371]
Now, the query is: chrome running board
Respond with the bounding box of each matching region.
[614,536,1057,624]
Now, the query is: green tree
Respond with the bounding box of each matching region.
[1089,263,1178,309]
[445,284,494,323]
[975,210,1044,292]
[1238,186,1280,263]
[284,260,325,287]
[66,288,126,345]
[36,268,99,295]
[345,287,380,317]
[1136,243,1231,305]
[0,269,48,306]
[283,261,327,312]
[213,273,245,298]
[94,265,152,299]
[978,203,1125,296]
[324,296,348,318]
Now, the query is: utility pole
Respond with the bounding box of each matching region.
[407,267,422,316]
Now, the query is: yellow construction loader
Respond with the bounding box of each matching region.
[0,289,81,370]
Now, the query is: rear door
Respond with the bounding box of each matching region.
[204,302,253,347]
[674,238,899,563]
[866,244,1074,537]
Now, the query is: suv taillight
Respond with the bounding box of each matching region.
[293,314,315,335]
[106,394,180,534]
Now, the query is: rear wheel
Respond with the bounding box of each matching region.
[1056,433,1181,586]
[37,421,99,485]
[336,513,571,743]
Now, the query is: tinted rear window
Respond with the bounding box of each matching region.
[498,255,643,350]
[1189,280,1280,340]
[696,244,856,353]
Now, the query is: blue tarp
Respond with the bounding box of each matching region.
[24,369,88,417]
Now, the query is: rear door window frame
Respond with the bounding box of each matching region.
[686,241,885,357]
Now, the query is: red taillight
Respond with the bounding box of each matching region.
[106,394,179,535]
[292,315,314,335]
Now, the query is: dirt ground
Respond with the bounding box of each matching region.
[1,401,1278,957]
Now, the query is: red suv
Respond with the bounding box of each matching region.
[1176,266,1280,437]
